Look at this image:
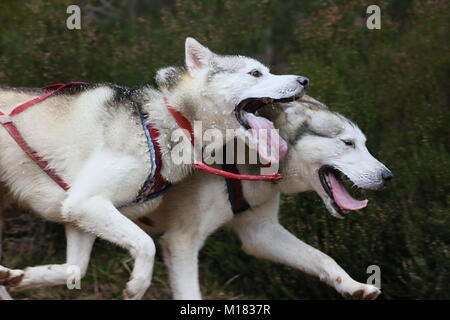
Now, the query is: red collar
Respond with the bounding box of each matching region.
[163,98,283,181]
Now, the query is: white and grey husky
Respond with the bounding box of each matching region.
[0,95,392,300]
[0,38,309,299]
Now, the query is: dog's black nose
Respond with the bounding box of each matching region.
[381,169,393,183]
[297,76,310,90]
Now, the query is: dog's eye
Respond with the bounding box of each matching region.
[341,139,355,147]
[248,69,263,78]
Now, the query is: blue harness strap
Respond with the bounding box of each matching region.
[132,104,171,205]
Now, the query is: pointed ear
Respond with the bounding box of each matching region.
[185,37,213,72]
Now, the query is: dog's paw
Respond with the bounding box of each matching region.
[123,277,151,300]
[0,266,25,287]
[343,283,381,300]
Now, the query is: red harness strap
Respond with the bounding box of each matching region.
[147,124,168,191]
[163,98,283,181]
[9,83,84,116]
[1,121,70,191]
[0,83,83,191]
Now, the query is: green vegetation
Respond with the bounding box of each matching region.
[1,0,448,299]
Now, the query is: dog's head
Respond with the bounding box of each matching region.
[155,37,309,164]
[268,97,393,218]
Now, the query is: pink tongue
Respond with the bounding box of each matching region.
[328,172,368,211]
[244,112,288,163]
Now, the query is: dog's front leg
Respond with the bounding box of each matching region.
[61,195,155,300]
[229,195,380,300]
[3,223,95,291]
[159,231,202,300]
[52,150,159,300]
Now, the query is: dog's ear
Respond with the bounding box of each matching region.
[155,66,184,90]
[185,37,213,73]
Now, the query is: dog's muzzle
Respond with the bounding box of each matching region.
[297,76,310,91]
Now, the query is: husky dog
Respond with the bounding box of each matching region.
[142,97,393,300]
[0,96,392,300]
[0,38,308,299]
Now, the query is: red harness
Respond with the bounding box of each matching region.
[0,83,84,191]
[163,98,283,181]
[0,83,171,204]
[0,83,281,206]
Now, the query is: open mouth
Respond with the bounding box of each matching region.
[234,94,302,164]
[318,165,368,216]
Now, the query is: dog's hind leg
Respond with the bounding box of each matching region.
[0,195,13,300]
[229,195,381,300]
[0,184,11,263]
[0,195,5,264]
[3,224,95,291]
[0,286,12,300]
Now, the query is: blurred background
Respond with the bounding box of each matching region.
[0,0,448,299]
